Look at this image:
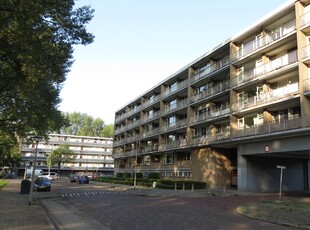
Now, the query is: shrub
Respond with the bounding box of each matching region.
[123,173,131,178]
[148,173,161,179]
[116,173,123,178]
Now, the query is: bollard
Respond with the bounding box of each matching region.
[191,183,194,192]
[182,182,185,191]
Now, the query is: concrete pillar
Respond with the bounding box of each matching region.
[237,149,248,191]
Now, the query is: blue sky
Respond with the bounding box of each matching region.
[59,0,289,124]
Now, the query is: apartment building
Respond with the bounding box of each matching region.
[113,0,310,192]
[20,134,114,176]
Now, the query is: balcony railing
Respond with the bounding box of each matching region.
[231,19,296,61]
[161,118,187,132]
[141,127,160,138]
[300,11,310,28]
[191,106,230,124]
[142,111,161,123]
[231,50,298,87]
[162,99,188,115]
[141,94,161,109]
[233,83,299,112]
[190,56,230,84]
[302,44,310,60]
[231,115,310,139]
[162,79,188,98]
[190,80,230,103]
[304,78,310,93]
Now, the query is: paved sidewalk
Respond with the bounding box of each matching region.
[0,179,57,230]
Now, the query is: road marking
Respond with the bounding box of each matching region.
[60,191,130,197]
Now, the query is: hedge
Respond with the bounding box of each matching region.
[96,176,206,190]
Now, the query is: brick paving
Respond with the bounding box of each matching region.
[62,189,293,230]
[0,179,56,230]
[0,179,305,230]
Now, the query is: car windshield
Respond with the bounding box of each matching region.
[35,177,46,183]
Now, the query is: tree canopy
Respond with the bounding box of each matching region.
[62,112,114,138]
[48,144,75,173]
[0,0,94,138]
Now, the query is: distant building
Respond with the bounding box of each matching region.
[20,134,114,176]
[113,0,310,192]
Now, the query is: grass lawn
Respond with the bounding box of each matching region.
[237,198,310,228]
[0,179,8,190]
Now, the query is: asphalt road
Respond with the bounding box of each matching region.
[46,179,292,230]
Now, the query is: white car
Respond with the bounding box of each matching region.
[39,172,58,181]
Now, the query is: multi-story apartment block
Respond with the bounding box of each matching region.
[113,0,310,192]
[20,134,114,176]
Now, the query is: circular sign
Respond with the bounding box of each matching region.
[264,145,270,152]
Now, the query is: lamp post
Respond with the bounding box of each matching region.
[28,135,43,205]
[133,150,137,188]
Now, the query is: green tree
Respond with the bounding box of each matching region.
[100,124,114,138]
[48,145,75,174]
[62,112,114,137]
[0,0,94,137]
[0,131,21,167]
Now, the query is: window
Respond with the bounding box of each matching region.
[144,155,151,166]
[151,155,160,163]
[168,116,176,127]
[148,110,154,119]
[170,82,177,92]
[169,99,177,110]
[166,134,176,144]
[177,152,191,161]
[163,153,174,164]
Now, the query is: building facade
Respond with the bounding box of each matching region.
[20,134,114,176]
[113,0,310,192]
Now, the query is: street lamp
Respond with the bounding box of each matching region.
[28,135,43,205]
[133,150,138,188]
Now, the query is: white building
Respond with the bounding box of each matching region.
[20,134,114,176]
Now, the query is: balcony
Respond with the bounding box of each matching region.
[126,120,141,130]
[302,44,310,64]
[160,139,189,151]
[231,19,296,62]
[161,118,187,133]
[142,144,159,153]
[161,99,188,116]
[141,127,160,138]
[231,115,310,139]
[190,80,230,104]
[188,132,230,146]
[124,134,141,144]
[231,50,298,88]
[162,79,188,99]
[304,78,310,96]
[190,106,230,124]
[233,83,299,113]
[142,111,161,124]
[141,95,161,109]
[300,11,310,34]
[190,57,230,84]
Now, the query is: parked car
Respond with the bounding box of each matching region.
[68,174,79,183]
[33,177,52,192]
[26,169,44,179]
[77,175,89,184]
[39,172,58,181]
